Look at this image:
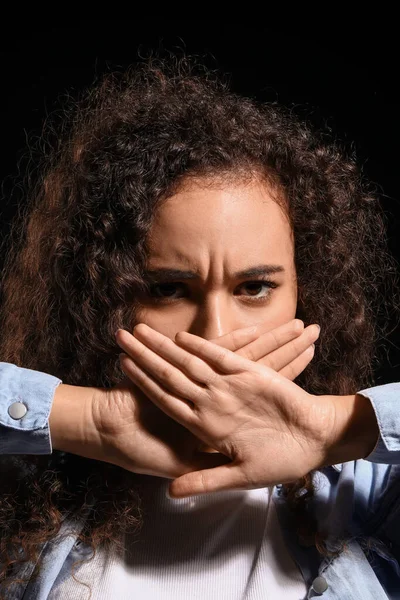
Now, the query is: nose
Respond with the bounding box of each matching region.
[188,293,236,340]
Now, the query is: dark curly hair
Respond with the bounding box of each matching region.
[0,56,397,596]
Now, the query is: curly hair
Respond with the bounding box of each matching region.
[0,56,397,596]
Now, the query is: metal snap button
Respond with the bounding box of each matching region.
[8,402,27,420]
[311,575,328,595]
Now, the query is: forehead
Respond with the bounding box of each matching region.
[147,178,294,269]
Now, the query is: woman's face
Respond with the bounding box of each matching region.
[136,177,297,340]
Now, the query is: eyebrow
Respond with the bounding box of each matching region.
[143,264,285,282]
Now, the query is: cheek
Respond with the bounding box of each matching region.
[266,304,297,328]
[134,306,194,340]
[262,283,297,328]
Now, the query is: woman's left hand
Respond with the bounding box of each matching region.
[117,323,340,498]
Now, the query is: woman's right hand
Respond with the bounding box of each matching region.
[50,319,319,479]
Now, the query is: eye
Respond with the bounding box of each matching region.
[148,282,187,300]
[143,279,278,304]
[235,280,277,300]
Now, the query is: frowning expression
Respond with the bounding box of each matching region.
[137,176,297,340]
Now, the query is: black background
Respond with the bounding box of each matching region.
[1,22,399,383]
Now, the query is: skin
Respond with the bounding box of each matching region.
[119,323,379,497]
[137,176,298,339]
[49,175,321,478]
[50,317,319,474]
[132,176,298,456]
[114,175,380,497]
[50,174,379,495]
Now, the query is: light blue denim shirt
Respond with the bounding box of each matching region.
[1,361,400,599]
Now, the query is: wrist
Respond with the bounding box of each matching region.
[49,383,104,459]
[322,393,380,466]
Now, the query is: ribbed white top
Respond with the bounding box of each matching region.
[49,479,307,599]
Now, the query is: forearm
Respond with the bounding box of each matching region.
[322,393,380,467]
[49,383,103,459]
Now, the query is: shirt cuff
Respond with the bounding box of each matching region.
[357,382,400,464]
[0,362,62,455]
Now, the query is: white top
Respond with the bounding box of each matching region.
[49,479,307,600]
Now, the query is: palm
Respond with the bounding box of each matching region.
[109,319,318,480]
[95,379,227,478]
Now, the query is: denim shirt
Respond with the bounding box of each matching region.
[1,361,400,599]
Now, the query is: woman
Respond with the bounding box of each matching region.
[0,57,398,598]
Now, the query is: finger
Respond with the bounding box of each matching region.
[117,326,216,387]
[210,324,261,351]
[175,331,254,374]
[258,324,320,371]
[134,324,218,386]
[235,319,305,361]
[119,353,197,425]
[168,463,248,498]
[278,344,315,381]
[212,318,304,353]
[116,332,206,402]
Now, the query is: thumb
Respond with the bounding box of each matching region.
[168,462,246,498]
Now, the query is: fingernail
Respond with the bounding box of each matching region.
[115,329,122,337]
[315,325,321,333]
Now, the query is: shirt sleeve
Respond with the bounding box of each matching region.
[0,362,62,455]
[358,382,400,464]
